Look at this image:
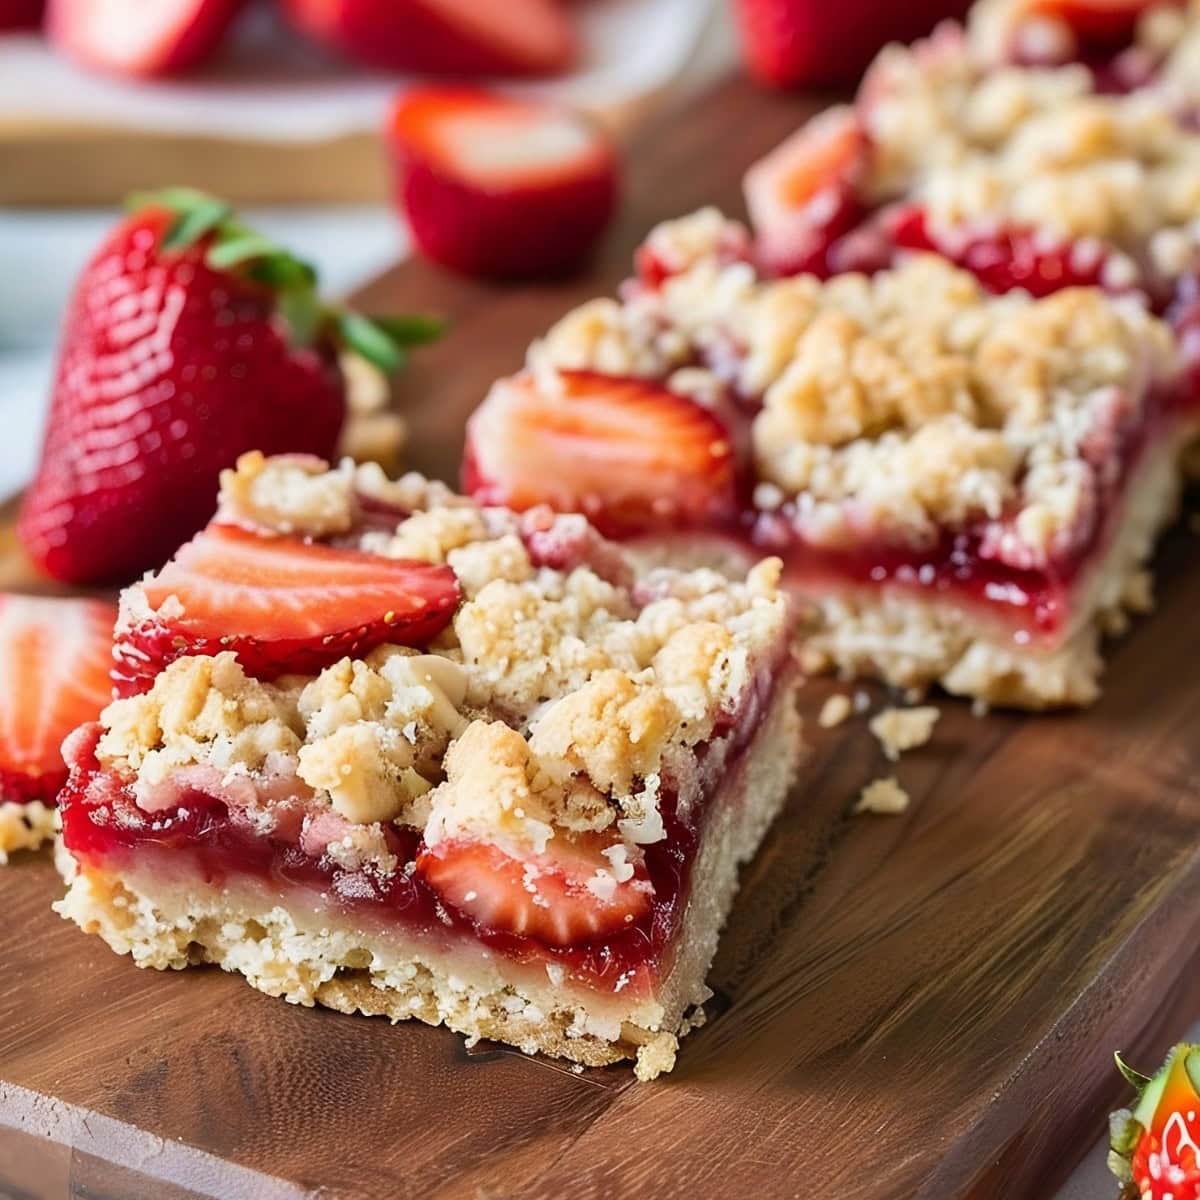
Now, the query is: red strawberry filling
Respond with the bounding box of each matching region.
[59,663,786,999]
[113,524,461,696]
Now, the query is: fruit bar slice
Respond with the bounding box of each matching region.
[0,593,116,861]
[56,452,800,1079]
[466,211,1198,708]
[742,8,1200,308]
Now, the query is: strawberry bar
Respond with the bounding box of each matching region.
[55,452,800,1079]
[742,4,1200,312]
[466,213,1198,707]
[0,594,116,862]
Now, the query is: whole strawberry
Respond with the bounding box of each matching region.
[732,0,972,89]
[18,189,438,584]
[1109,1044,1200,1200]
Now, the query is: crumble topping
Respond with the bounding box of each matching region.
[817,693,853,728]
[855,776,911,815]
[99,455,790,865]
[862,15,1200,257]
[535,237,1179,560]
[868,706,941,761]
[218,451,356,538]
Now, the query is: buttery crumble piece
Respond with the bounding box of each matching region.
[855,777,911,816]
[868,706,941,762]
[818,694,853,729]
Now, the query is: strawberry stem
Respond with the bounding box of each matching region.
[125,187,447,375]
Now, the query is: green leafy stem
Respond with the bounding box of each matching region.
[127,187,445,373]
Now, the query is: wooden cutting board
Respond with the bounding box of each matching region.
[2,76,1200,1200]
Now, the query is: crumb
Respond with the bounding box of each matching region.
[868,705,940,761]
[854,776,910,816]
[818,693,853,729]
[852,690,871,714]
[971,698,990,719]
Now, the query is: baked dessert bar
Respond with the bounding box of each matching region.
[465,213,1199,707]
[56,452,800,1079]
[0,593,116,862]
[742,2,1200,313]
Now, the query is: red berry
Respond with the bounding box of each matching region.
[46,0,242,77]
[463,370,738,538]
[733,0,972,90]
[418,834,652,948]
[112,523,462,695]
[388,87,618,280]
[0,593,116,806]
[281,0,573,77]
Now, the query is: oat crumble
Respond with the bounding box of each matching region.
[868,706,941,761]
[855,776,912,815]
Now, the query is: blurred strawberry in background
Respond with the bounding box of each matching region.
[281,0,575,76]
[46,0,245,76]
[388,88,618,279]
[0,0,42,29]
[732,0,973,88]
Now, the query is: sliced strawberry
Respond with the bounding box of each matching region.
[417,834,652,948]
[387,87,618,280]
[1110,1045,1200,1200]
[46,0,243,77]
[743,106,871,278]
[0,594,116,807]
[112,524,461,694]
[463,370,738,538]
[282,0,573,77]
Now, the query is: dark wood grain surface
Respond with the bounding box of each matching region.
[2,75,1198,1200]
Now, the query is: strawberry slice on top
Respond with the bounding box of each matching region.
[417,833,653,948]
[463,370,739,538]
[0,593,117,808]
[387,87,619,280]
[742,106,871,278]
[112,524,461,695]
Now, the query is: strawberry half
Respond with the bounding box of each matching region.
[388,87,618,280]
[1109,1044,1200,1200]
[46,0,243,77]
[0,593,117,806]
[463,370,738,538]
[733,0,972,90]
[18,189,440,586]
[417,834,652,948]
[282,0,573,77]
[743,106,871,278]
[112,524,461,694]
